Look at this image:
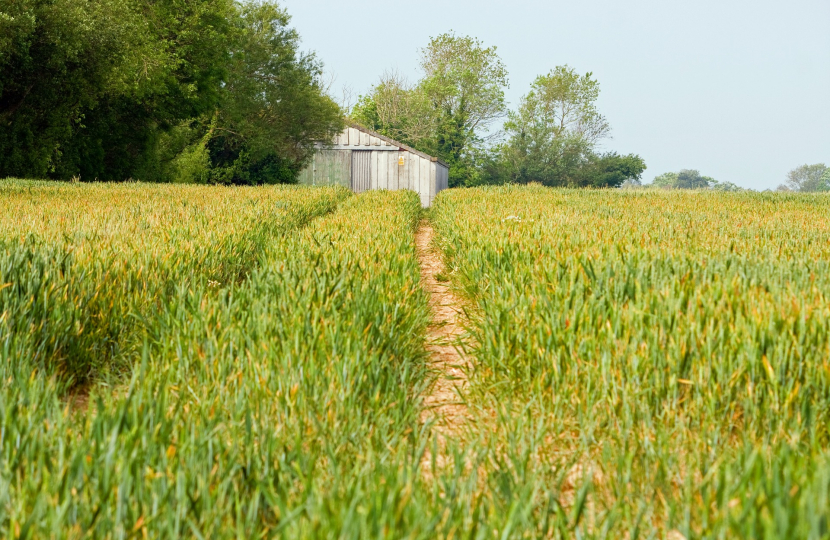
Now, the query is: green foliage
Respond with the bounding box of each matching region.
[170,126,213,184]
[421,34,508,187]
[0,0,147,177]
[352,33,508,187]
[0,0,342,184]
[652,171,679,187]
[486,132,592,186]
[507,67,610,145]
[651,169,717,189]
[352,45,648,189]
[56,0,239,181]
[784,163,829,192]
[204,1,343,184]
[572,152,646,187]
[432,185,830,537]
[676,168,714,189]
[351,73,436,150]
[710,179,746,191]
[488,66,642,187]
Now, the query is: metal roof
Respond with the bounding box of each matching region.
[343,121,450,168]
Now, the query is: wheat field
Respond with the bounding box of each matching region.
[2,181,829,538]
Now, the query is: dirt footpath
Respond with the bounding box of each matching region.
[415,222,470,470]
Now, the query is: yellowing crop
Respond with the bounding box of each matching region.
[432,185,830,537]
[3,181,830,538]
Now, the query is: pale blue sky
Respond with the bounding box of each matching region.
[283,0,829,190]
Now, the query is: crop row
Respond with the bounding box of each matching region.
[7,182,829,538]
[2,185,434,537]
[0,182,348,386]
[431,186,830,538]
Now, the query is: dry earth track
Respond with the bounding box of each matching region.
[415,222,470,471]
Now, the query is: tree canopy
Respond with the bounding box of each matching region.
[354,53,646,189]
[3,14,654,189]
[0,0,151,177]
[648,170,747,191]
[652,170,715,189]
[652,169,717,189]
[488,66,643,187]
[352,33,508,187]
[0,0,343,183]
[513,67,610,145]
[779,163,829,192]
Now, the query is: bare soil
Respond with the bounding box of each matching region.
[66,388,90,414]
[415,222,470,470]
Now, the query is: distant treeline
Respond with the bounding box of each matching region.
[0,0,343,183]
[1,2,647,188]
[351,35,646,189]
[5,2,824,191]
[777,164,830,193]
[626,164,830,192]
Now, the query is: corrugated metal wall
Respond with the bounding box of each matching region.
[296,151,351,187]
[432,163,449,206]
[351,151,371,193]
[298,127,449,207]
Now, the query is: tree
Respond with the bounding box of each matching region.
[352,32,508,187]
[492,66,627,187]
[56,0,242,181]
[676,169,714,189]
[709,179,745,192]
[0,0,238,180]
[652,172,679,188]
[512,66,610,145]
[0,0,148,177]
[351,71,435,149]
[0,0,342,183]
[651,169,715,189]
[784,163,829,192]
[200,1,343,184]
[572,152,646,188]
[620,178,642,189]
[420,34,509,162]
[492,129,591,186]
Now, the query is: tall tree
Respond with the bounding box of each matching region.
[420,33,509,186]
[491,66,639,187]
[783,163,829,192]
[351,71,435,150]
[651,169,717,189]
[200,1,343,184]
[572,152,646,188]
[513,66,610,144]
[60,0,238,181]
[0,0,148,177]
[676,169,714,189]
[652,172,679,188]
[352,33,508,187]
[0,0,342,183]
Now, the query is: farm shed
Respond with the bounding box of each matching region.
[298,123,449,207]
